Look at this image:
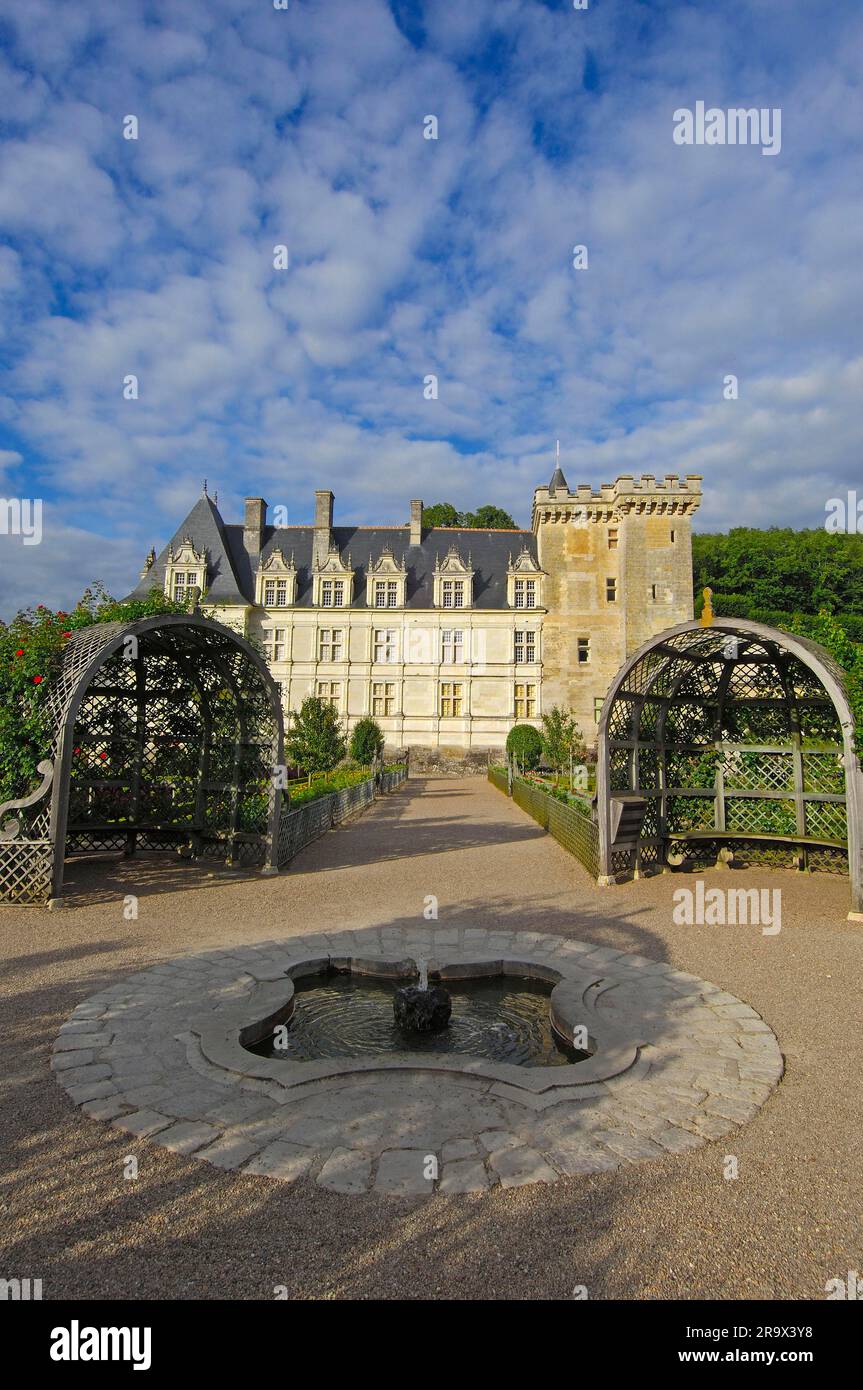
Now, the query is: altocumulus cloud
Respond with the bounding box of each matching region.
[0,0,861,616]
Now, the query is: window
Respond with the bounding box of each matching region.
[440,682,463,716]
[577,637,590,665]
[608,527,618,550]
[594,696,604,723]
[317,681,341,709]
[264,579,288,607]
[670,528,676,543]
[318,628,343,661]
[513,578,536,609]
[373,629,397,663]
[374,581,399,609]
[321,579,344,608]
[441,629,464,663]
[372,681,396,716]
[606,577,617,602]
[514,683,536,718]
[514,630,536,663]
[442,579,465,609]
[265,628,287,661]
[172,570,199,602]
[651,584,658,600]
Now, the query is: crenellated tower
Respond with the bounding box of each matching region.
[531,467,702,731]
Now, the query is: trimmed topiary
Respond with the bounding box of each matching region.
[505,722,543,771]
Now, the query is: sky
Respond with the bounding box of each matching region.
[0,0,861,616]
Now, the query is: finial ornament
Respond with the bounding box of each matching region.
[700,586,714,627]
[203,478,208,496]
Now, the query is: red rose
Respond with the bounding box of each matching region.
[33,675,43,684]
[61,631,71,638]
[14,648,24,657]
[99,752,107,761]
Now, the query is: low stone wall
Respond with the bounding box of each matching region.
[278,767,407,868]
[404,746,492,777]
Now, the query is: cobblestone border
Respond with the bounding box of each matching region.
[51,927,784,1195]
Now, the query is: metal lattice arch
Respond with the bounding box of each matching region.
[0,614,285,906]
[595,619,863,916]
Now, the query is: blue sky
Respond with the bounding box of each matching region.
[1,0,861,615]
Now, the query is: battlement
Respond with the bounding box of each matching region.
[532,473,702,529]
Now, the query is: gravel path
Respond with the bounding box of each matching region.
[1,775,860,1300]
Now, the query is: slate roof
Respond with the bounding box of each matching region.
[548,464,569,493]
[128,496,539,611]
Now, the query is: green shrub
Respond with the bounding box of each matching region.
[539,706,587,773]
[287,767,372,805]
[350,717,384,764]
[285,696,346,775]
[506,723,543,770]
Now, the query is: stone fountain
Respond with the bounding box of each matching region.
[392,957,452,1034]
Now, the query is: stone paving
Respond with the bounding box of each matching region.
[51,924,783,1195]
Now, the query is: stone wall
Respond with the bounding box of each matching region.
[401,745,492,777]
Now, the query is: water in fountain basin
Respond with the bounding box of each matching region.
[248,970,590,1068]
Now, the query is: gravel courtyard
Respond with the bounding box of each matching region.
[1,775,860,1301]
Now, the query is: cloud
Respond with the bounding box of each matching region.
[0,0,860,617]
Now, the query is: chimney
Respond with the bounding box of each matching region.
[409,499,423,546]
[314,489,334,565]
[244,497,267,553]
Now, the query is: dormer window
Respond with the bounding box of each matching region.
[506,546,543,610]
[365,547,407,609]
[265,579,287,605]
[433,546,473,610]
[321,579,344,608]
[313,547,353,607]
[172,570,200,602]
[164,538,207,605]
[374,580,399,608]
[256,549,297,608]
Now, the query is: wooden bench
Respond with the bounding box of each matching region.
[665,829,845,869]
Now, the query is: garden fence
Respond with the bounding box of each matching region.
[489,768,600,880]
[277,766,407,868]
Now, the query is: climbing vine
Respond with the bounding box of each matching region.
[0,584,185,805]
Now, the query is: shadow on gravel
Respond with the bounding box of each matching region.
[0,893,691,1301]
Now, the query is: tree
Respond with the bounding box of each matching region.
[285,696,346,776]
[692,527,863,618]
[506,722,543,771]
[422,502,518,530]
[350,717,384,764]
[462,504,518,529]
[540,706,587,775]
[422,502,460,528]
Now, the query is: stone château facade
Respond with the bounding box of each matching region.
[128,466,702,751]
